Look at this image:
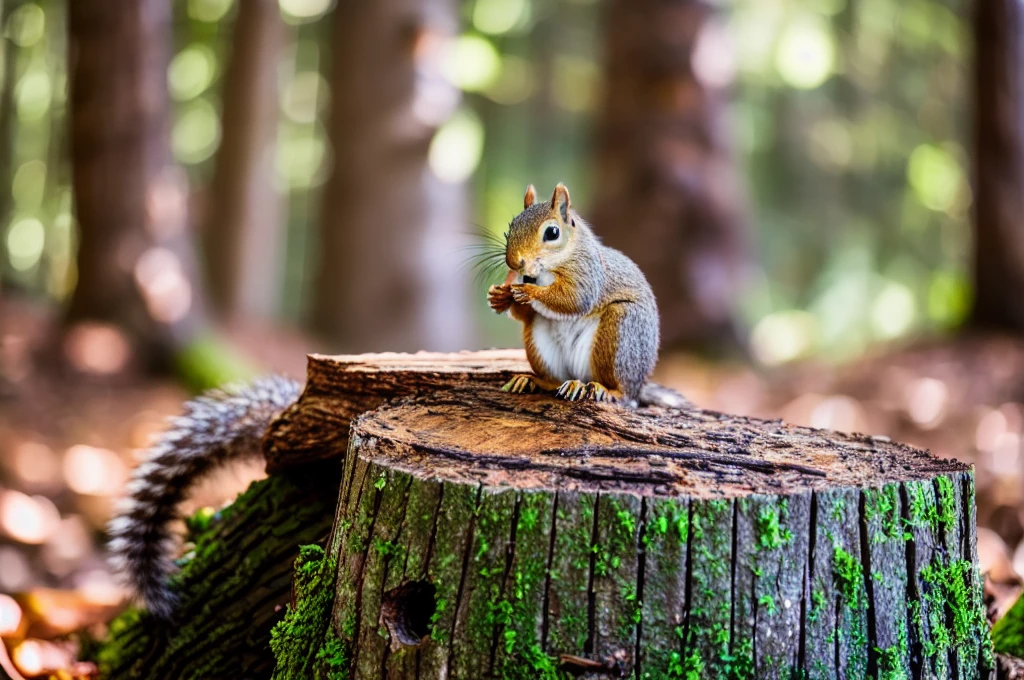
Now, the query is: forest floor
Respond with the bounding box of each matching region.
[1,297,1024,676]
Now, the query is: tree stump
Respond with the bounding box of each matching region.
[93,351,991,679]
[266,355,993,680]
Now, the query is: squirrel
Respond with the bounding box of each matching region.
[487,183,660,405]
[107,183,660,619]
[106,375,301,619]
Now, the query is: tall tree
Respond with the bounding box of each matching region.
[310,0,471,353]
[972,0,1024,330]
[202,0,286,321]
[590,0,749,354]
[66,0,208,365]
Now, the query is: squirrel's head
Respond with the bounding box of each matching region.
[505,183,579,282]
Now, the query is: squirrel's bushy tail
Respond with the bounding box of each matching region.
[106,374,302,619]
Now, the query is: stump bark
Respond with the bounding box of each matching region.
[267,354,993,680]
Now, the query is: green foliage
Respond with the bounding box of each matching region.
[993,589,1024,658]
[174,334,257,393]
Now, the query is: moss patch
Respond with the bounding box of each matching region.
[270,544,344,679]
[919,557,993,669]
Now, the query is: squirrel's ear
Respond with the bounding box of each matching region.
[524,184,536,209]
[550,183,571,222]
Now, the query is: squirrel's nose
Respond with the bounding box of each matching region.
[517,258,525,270]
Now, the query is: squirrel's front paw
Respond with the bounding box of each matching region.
[510,284,534,304]
[488,284,513,313]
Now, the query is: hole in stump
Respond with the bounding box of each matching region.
[380,579,436,647]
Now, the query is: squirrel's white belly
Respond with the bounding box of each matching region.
[530,314,599,382]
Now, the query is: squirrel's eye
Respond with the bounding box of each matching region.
[543,225,560,242]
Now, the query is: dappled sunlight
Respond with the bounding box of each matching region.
[0,492,60,545]
[62,446,127,497]
[10,442,59,492]
[132,247,193,324]
[62,322,132,375]
[904,375,949,429]
[428,109,485,183]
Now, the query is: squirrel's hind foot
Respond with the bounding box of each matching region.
[586,382,622,403]
[556,380,622,402]
[502,374,541,394]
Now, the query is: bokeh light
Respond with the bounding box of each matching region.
[0,595,22,636]
[169,44,218,101]
[188,0,235,23]
[428,109,484,183]
[774,16,835,89]
[6,218,44,272]
[15,71,51,121]
[8,3,45,48]
[10,441,60,490]
[0,492,60,545]
[62,322,132,376]
[281,71,326,124]
[63,446,127,496]
[133,247,194,324]
[279,0,333,24]
[443,34,502,92]
[907,143,964,213]
[472,0,531,36]
[172,99,222,164]
[750,310,817,366]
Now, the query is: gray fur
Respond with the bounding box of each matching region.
[508,200,661,402]
[598,244,660,402]
[106,375,301,619]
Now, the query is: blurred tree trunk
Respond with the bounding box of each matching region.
[972,0,1024,331]
[310,0,471,353]
[591,0,749,355]
[66,0,208,365]
[202,0,286,321]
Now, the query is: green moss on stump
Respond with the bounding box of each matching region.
[314,474,987,680]
[270,545,344,680]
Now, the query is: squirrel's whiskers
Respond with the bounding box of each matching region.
[456,228,511,286]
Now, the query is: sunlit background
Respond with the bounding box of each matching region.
[0,0,971,362]
[2,0,1019,675]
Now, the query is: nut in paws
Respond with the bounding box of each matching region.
[488,285,513,313]
[510,285,533,303]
